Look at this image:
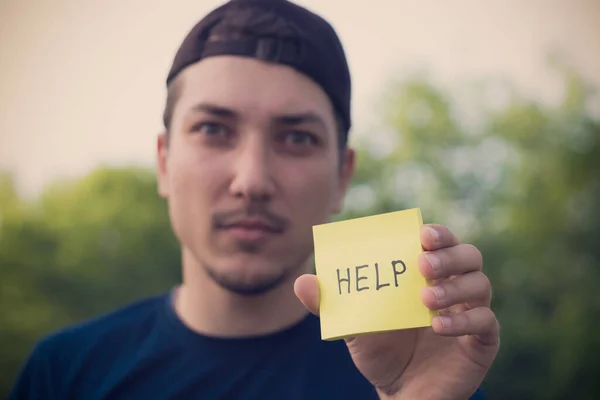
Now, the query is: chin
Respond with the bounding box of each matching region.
[201,250,305,296]
[221,253,285,277]
[205,259,290,296]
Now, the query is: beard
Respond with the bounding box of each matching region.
[199,235,313,296]
[202,261,291,296]
[199,204,304,296]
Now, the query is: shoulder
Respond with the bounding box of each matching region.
[9,293,169,399]
[42,292,166,352]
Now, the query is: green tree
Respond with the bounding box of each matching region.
[0,167,180,396]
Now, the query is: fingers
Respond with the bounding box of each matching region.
[420,224,461,251]
[294,274,320,316]
[421,271,492,310]
[432,307,500,346]
[418,243,483,280]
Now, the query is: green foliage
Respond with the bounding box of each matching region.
[1,64,598,398]
[0,167,181,395]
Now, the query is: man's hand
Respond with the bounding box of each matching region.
[294,224,500,400]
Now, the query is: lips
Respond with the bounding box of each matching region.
[222,218,282,233]
[218,218,284,242]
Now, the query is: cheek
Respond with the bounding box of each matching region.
[168,143,226,199]
[165,146,225,235]
[283,163,339,224]
[169,150,201,199]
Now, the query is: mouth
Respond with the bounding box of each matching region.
[218,219,284,241]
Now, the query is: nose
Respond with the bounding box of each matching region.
[228,136,275,202]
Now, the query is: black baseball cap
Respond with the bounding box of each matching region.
[166,0,352,140]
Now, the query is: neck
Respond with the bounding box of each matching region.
[174,248,312,338]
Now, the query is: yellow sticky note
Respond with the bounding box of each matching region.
[313,208,437,341]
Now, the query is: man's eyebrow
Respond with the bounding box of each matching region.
[186,104,327,129]
[274,112,327,129]
[188,102,238,119]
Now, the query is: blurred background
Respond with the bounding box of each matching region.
[1,0,599,398]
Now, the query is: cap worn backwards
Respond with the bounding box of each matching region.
[166,0,353,138]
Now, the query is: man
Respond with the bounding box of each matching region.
[10,0,499,399]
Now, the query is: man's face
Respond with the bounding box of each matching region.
[157,56,354,295]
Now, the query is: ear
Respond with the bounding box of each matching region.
[156,132,170,198]
[331,147,356,215]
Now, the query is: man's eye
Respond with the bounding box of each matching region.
[283,131,319,146]
[192,122,228,136]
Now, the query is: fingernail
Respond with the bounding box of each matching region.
[436,315,452,328]
[426,226,440,244]
[424,253,441,274]
[429,285,445,301]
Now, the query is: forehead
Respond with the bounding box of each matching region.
[173,56,336,125]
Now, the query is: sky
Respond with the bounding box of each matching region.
[1,0,599,198]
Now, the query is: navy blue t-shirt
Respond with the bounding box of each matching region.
[10,291,485,399]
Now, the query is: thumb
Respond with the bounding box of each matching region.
[294,274,320,316]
